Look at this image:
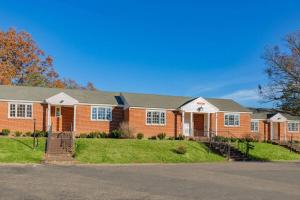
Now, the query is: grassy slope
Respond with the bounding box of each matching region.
[0,138,45,163]
[75,139,224,163]
[235,142,300,161]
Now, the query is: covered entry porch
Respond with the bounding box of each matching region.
[180,97,219,138]
[45,92,79,133]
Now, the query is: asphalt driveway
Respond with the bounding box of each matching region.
[0,162,299,200]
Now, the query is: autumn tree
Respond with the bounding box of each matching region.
[0,28,97,90]
[259,30,300,115]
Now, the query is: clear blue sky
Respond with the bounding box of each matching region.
[1,0,300,107]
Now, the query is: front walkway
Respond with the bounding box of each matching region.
[0,162,299,200]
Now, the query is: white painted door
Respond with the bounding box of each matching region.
[184,113,190,136]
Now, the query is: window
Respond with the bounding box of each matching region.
[224,113,240,126]
[55,106,61,117]
[146,110,166,125]
[288,122,299,132]
[9,103,32,119]
[251,120,259,132]
[91,106,112,121]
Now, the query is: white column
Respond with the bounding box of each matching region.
[73,105,77,132]
[182,111,185,135]
[270,122,273,140]
[215,112,218,136]
[47,103,51,131]
[284,121,287,142]
[190,112,193,136]
[207,113,210,137]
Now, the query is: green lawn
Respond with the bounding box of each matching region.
[234,142,300,161]
[0,138,45,163]
[75,139,224,163]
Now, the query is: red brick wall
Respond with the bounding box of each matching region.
[127,108,181,137]
[75,105,123,134]
[0,101,46,133]
[210,112,252,138]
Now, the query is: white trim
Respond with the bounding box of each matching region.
[218,111,252,114]
[130,106,176,111]
[250,119,259,132]
[90,106,112,121]
[1,99,42,103]
[78,102,121,107]
[215,113,218,136]
[45,92,79,106]
[224,113,240,127]
[287,121,299,133]
[180,97,219,113]
[8,102,33,119]
[145,109,167,126]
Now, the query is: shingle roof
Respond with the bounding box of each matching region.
[249,108,300,120]
[121,92,250,112]
[0,85,122,105]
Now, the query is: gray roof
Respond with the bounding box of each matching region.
[121,92,250,112]
[249,108,300,120]
[0,85,122,105]
[0,85,251,112]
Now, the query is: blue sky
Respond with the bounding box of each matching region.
[1,0,300,107]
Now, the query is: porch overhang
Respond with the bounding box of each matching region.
[268,113,287,123]
[179,97,219,113]
[45,92,79,106]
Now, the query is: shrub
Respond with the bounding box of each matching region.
[174,145,187,154]
[148,135,157,140]
[1,129,10,136]
[110,130,123,139]
[168,136,175,140]
[80,133,88,138]
[157,133,166,140]
[14,131,22,137]
[25,132,32,137]
[175,134,185,140]
[33,130,48,137]
[118,122,135,138]
[136,133,144,140]
[88,131,99,138]
[99,132,107,138]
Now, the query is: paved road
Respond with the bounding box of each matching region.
[0,162,299,200]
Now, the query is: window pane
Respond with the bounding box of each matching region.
[229,115,234,125]
[234,115,240,125]
[225,115,229,125]
[17,104,26,117]
[91,107,97,120]
[98,108,106,120]
[146,112,152,124]
[160,112,165,124]
[27,105,32,118]
[10,104,16,117]
[152,112,160,124]
[106,108,112,120]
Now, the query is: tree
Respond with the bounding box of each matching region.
[0,28,97,90]
[0,28,55,86]
[259,30,300,115]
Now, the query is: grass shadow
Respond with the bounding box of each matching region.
[11,138,34,150]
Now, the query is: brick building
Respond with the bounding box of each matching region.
[0,85,299,141]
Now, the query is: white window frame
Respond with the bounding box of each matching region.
[8,102,33,119]
[224,113,240,127]
[251,120,259,132]
[145,110,166,126]
[288,121,299,132]
[55,106,61,117]
[90,106,112,121]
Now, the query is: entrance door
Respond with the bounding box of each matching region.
[272,122,280,141]
[193,114,204,137]
[50,106,74,132]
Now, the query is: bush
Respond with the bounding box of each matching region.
[157,133,166,140]
[110,130,123,139]
[88,131,99,138]
[148,135,157,140]
[174,145,187,154]
[14,131,22,137]
[33,130,48,137]
[136,133,144,140]
[1,129,10,136]
[175,134,185,140]
[99,132,107,138]
[79,133,88,138]
[168,136,175,140]
[25,132,32,137]
[119,122,135,138]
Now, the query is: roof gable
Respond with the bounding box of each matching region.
[180,97,219,113]
[45,92,79,105]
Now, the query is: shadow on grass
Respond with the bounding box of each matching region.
[11,138,34,150]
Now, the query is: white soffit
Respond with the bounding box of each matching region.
[269,113,287,122]
[45,92,79,106]
[180,97,219,113]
